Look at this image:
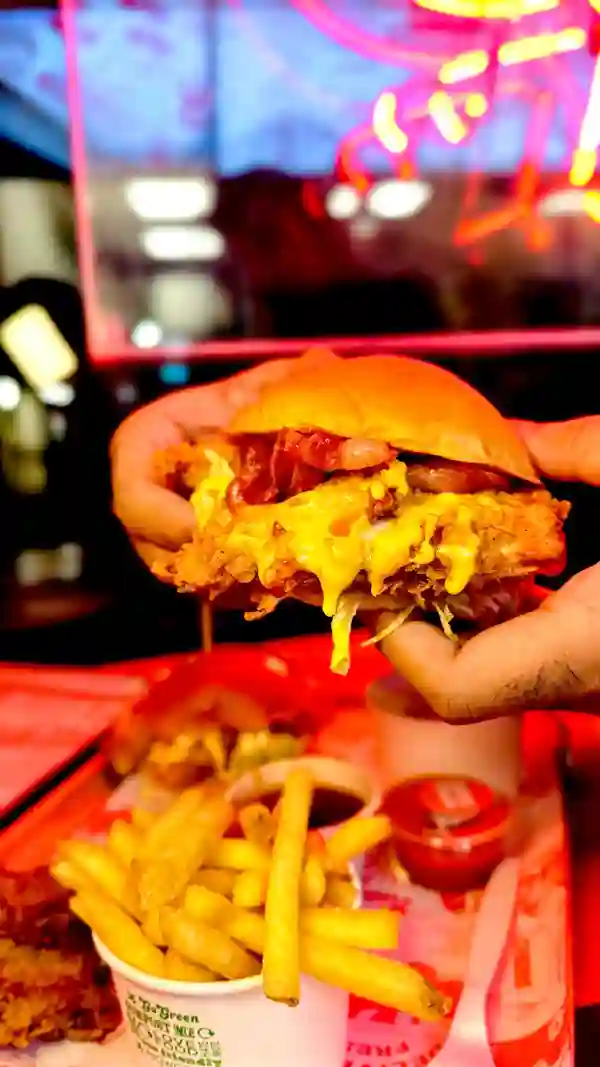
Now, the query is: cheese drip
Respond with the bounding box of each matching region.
[190,456,480,622]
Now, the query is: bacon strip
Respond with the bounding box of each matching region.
[224,431,512,508]
[406,459,510,494]
[294,431,395,472]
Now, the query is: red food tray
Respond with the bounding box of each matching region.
[0,635,574,1067]
[0,662,167,825]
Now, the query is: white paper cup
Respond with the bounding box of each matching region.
[95,938,349,1067]
[227,755,381,838]
[368,674,522,798]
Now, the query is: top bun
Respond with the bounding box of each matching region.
[228,350,539,483]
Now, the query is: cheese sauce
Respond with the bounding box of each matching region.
[191,456,480,619]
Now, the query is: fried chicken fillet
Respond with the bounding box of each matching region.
[0,867,121,1047]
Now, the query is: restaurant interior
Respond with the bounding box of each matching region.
[0,1,600,1064]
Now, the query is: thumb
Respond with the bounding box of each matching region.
[517,417,600,486]
[371,568,600,720]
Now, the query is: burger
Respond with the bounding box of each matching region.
[157,350,569,673]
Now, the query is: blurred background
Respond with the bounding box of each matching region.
[0,0,599,665]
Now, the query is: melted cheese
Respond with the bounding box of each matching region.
[191,456,480,634]
[190,449,237,529]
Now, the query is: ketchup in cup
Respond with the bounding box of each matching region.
[382,774,512,892]
[368,675,521,893]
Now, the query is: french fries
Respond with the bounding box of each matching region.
[263,767,313,1006]
[164,910,260,980]
[137,792,233,910]
[183,884,231,924]
[56,840,139,918]
[300,907,400,950]
[108,690,308,790]
[300,832,327,906]
[200,727,228,773]
[323,875,357,908]
[184,885,266,956]
[131,807,157,832]
[233,868,269,909]
[239,803,276,847]
[325,814,393,871]
[219,906,265,956]
[165,949,217,983]
[52,774,449,1023]
[194,868,238,897]
[210,838,270,872]
[300,935,449,1021]
[139,786,205,859]
[71,888,165,976]
[141,907,167,948]
[107,819,140,870]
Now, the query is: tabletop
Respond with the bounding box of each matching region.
[0,650,599,1067]
[560,713,600,1067]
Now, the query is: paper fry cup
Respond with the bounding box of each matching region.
[95,942,349,1067]
[94,870,361,1067]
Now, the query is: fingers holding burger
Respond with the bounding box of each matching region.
[148,349,569,675]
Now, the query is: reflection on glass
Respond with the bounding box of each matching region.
[140,225,225,262]
[366,180,433,219]
[15,543,83,586]
[38,381,75,408]
[60,0,600,356]
[0,307,78,389]
[126,177,217,221]
[131,320,163,349]
[0,377,21,414]
[159,363,191,387]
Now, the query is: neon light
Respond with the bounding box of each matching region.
[290,0,440,69]
[515,92,553,203]
[372,93,409,154]
[335,3,594,249]
[454,86,552,249]
[428,91,468,144]
[570,57,600,187]
[337,124,372,194]
[464,93,489,118]
[454,205,526,246]
[525,217,552,253]
[498,28,586,66]
[413,0,557,19]
[439,51,489,85]
[518,161,540,202]
[302,180,325,219]
[437,29,584,94]
[584,191,600,222]
[570,149,597,186]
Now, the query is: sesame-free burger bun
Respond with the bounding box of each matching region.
[228,351,539,484]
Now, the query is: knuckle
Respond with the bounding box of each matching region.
[432,687,488,723]
[563,418,600,482]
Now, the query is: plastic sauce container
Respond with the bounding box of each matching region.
[368,675,521,892]
[227,755,381,832]
[381,774,512,891]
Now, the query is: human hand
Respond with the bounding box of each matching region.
[371,417,600,721]
[111,359,293,572]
